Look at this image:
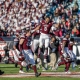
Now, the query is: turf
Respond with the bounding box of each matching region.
[0,63,80,80]
[0,77,80,80]
[0,63,80,74]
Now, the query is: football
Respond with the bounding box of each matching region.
[21,61,27,67]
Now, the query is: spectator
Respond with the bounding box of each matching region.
[71,26,79,37]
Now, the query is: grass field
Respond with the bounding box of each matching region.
[0,77,80,80]
[0,63,80,80]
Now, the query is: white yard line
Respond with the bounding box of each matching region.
[0,72,80,78]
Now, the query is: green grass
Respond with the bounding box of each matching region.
[0,63,80,74]
[0,64,20,74]
[0,77,80,80]
[0,63,80,80]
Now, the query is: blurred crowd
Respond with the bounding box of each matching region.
[0,0,80,37]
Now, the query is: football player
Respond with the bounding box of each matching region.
[13,32,25,73]
[68,38,77,69]
[19,29,41,77]
[31,16,53,63]
[55,33,72,73]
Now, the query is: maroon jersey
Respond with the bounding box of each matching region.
[40,20,53,34]
[20,34,31,50]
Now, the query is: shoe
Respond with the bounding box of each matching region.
[65,71,71,74]
[0,70,4,75]
[15,63,18,68]
[42,67,46,71]
[51,67,57,71]
[55,63,58,70]
[19,70,25,73]
[37,58,40,63]
[35,72,41,77]
[44,59,47,63]
[26,65,29,72]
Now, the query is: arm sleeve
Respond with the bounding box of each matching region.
[19,44,23,52]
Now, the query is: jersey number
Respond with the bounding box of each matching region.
[44,27,47,31]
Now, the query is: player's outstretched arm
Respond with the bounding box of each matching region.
[30,25,41,34]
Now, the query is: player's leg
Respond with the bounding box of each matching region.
[10,50,18,67]
[21,50,30,73]
[64,47,69,55]
[71,51,77,69]
[27,50,41,77]
[18,61,24,73]
[22,50,29,62]
[55,57,66,70]
[32,39,39,53]
[38,35,44,61]
[65,62,71,73]
[43,38,50,63]
[18,50,28,73]
[58,57,66,66]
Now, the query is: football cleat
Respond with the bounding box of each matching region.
[55,63,58,70]
[65,70,71,74]
[19,70,25,73]
[42,67,46,71]
[35,72,41,77]
[0,70,4,75]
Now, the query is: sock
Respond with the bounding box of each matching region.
[15,62,18,67]
[38,48,41,58]
[26,64,31,71]
[65,62,71,71]
[32,65,37,73]
[44,48,48,59]
[18,62,23,70]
